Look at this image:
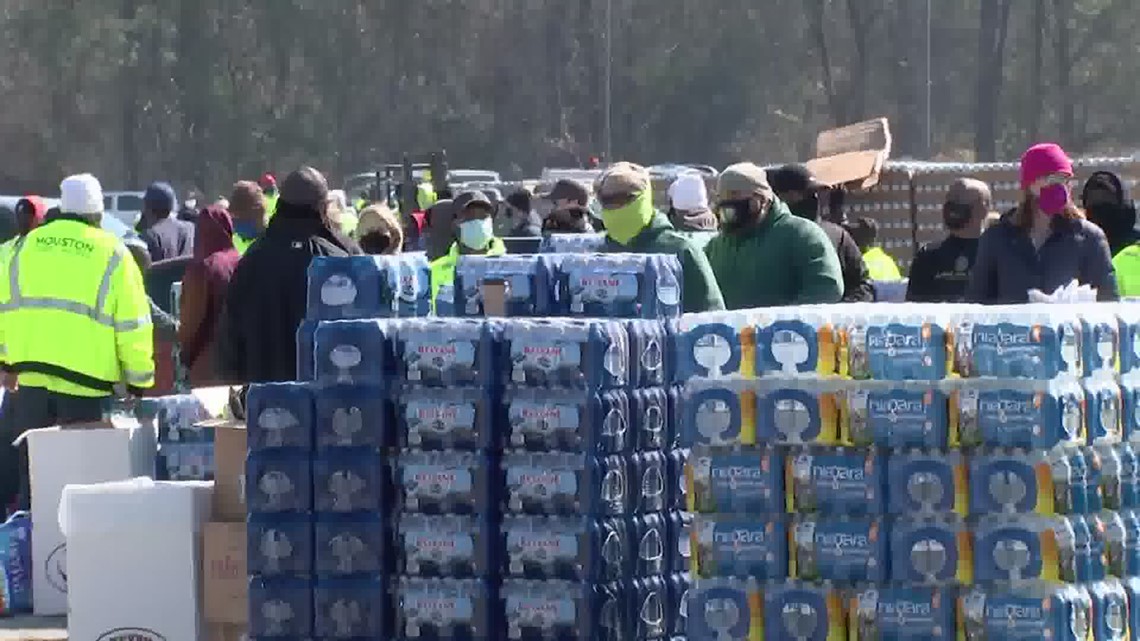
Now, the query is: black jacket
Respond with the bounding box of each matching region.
[905,235,979,303]
[141,215,195,262]
[818,220,874,302]
[217,207,362,384]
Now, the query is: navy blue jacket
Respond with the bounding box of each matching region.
[966,213,1119,303]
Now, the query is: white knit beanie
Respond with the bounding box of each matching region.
[668,173,708,211]
[60,174,104,216]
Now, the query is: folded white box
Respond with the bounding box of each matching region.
[60,478,213,641]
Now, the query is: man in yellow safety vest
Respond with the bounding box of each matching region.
[848,216,903,282]
[429,191,505,312]
[0,173,154,507]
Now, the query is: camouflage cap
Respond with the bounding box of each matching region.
[596,162,650,199]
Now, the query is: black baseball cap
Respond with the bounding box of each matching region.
[766,163,828,194]
[546,179,590,206]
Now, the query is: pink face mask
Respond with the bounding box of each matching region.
[1037,183,1069,216]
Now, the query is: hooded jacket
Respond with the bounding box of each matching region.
[704,199,844,309]
[601,211,725,313]
[218,201,362,384]
[178,206,241,386]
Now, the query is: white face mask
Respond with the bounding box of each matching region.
[458,218,493,250]
[184,199,197,210]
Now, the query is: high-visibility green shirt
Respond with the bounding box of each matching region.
[417,182,438,211]
[0,218,155,396]
[1114,243,1140,298]
[863,246,903,281]
[234,234,255,256]
[429,238,506,312]
[264,192,279,224]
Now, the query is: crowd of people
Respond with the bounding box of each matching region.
[0,141,1132,510]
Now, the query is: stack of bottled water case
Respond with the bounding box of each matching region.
[245,254,431,640]
[149,394,213,480]
[678,301,1140,641]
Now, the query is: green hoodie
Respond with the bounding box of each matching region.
[704,199,843,309]
[602,212,726,313]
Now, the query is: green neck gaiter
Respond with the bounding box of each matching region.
[602,192,655,245]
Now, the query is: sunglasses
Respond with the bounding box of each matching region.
[598,192,637,209]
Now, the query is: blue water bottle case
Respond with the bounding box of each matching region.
[313,384,390,450]
[397,318,500,388]
[246,382,316,451]
[503,388,630,455]
[313,319,397,387]
[398,386,499,451]
[502,319,629,390]
[454,254,557,317]
[306,253,430,320]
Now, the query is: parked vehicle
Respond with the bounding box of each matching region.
[102,191,146,227]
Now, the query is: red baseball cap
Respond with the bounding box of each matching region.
[258,173,277,189]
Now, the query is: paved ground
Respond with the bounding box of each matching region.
[0,617,65,641]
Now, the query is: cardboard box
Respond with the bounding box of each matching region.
[203,521,248,626]
[206,622,249,641]
[16,423,156,615]
[206,419,247,521]
[60,478,212,641]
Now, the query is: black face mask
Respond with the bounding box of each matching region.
[789,194,819,220]
[942,202,974,231]
[716,199,755,232]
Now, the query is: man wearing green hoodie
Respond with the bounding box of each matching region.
[705,162,843,309]
[597,162,725,313]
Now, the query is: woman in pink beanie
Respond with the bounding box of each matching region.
[966,142,1118,302]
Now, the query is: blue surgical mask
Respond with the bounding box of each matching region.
[458,218,493,250]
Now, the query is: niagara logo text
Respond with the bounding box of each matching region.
[814,532,869,548]
[812,466,865,482]
[711,466,765,480]
[975,328,1032,346]
[984,603,1042,620]
[978,398,1034,416]
[868,398,925,414]
[713,528,766,545]
[867,332,920,349]
[878,600,932,617]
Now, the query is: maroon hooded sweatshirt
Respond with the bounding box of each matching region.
[178,205,241,386]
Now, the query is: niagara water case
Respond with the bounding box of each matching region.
[762,582,846,641]
[247,512,314,577]
[306,253,431,320]
[889,516,972,584]
[314,512,385,577]
[396,450,489,515]
[951,378,1086,450]
[754,308,839,377]
[500,451,628,517]
[669,311,757,382]
[313,319,397,387]
[957,583,1091,641]
[246,449,313,513]
[1121,372,1140,443]
[685,445,783,515]
[690,515,788,580]
[967,449,1058,516]
[840,381,949,449]
[785,447,885,516]
[501,319,629,390]
[754,379,841,446]
[685,577,762,641]
[398,386,498,451]
[246,382,316,451]
[677,379,757,447]
[1086,374,1124,445]
[500,515,628,582]
[555,252,683,320]
[248,575,314,639]
[848,586,955,641]
[453,254,557,317]
[313,575,388,639]
[396,577,492,641]
[839,307,950,381]
[629,512,670,576]
[971,515,1076,583]
[314,384,390,450]
[397,318,500,388]
[1089,579,1130,641]
[312,447,387,513]
[503,388,630,455]
[790,516,886,583]
[956,306,1083,379]
[887,450,967,516]
[538,232,607,254]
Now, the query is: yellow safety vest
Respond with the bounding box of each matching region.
[429,238,506,312]
[233,234,255,256]
[1114,243,1140,298]
[264,192,279,224]
[417,182,438,211]
[0,218,155,396]
[863,246,903,282]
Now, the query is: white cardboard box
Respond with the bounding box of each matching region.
[60,478,212,641]
[17,422,155,615]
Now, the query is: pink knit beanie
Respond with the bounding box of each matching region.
[1020,143,1072,190]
